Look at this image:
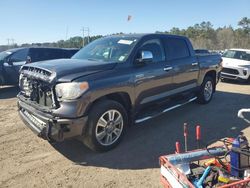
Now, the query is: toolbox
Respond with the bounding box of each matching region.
[159,109,250,188]
[160,151,250,188]
[159,117,250,188]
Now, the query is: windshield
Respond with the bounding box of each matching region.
[0,48,19,61]
[222,50,250,61]
[0,51,13,61]
[72,36,138,63]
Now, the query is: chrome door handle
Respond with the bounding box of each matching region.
[164,67,173,71]
[192,62,198,66]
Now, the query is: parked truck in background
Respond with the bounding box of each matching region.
[17,34,222,151]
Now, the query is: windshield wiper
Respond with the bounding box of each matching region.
[87,58,98,61]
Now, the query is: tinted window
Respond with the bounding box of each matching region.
[66,49,78,58]
[9,48,28,62]
[164,38,190,60]
[31,49,64,62]
[138,39,165,63]
[195,49,209,54]
[52,49,63,59]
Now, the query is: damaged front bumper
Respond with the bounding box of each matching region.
[18,99,88,142]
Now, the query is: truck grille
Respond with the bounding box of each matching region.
[222,68,239,75]
[21,66,55,82]
[19,76,55,108]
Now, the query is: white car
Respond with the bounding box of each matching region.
[221,48,250,82]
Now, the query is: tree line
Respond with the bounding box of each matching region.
[160,17,250,50]
[0,17,249,52]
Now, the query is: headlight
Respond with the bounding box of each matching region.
[55,82,89,100]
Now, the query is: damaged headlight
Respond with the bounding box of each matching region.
[55,82,89,100]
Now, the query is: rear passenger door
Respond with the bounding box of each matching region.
[163,37,199,91]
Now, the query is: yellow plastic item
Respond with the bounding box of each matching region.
[204,159,222,168]
[218,175,230,183]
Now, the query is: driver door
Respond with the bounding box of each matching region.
[4,48,29,84]
[134,38,174,107]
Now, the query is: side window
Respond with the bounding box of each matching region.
[9,49,28,62]
[138,39,165,63]
[164,38,190,60]
[32,49,58,62]
[52,49,64,59]
[30,49,42,62]
[41,49,56,60]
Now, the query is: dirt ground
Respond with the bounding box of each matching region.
[1,81,250,188]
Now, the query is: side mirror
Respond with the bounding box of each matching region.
[136,51,153,64]
[26,56,32,64]
[7,58,13,66]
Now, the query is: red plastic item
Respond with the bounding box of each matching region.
[175,142,181,154]
[196,125,201,140]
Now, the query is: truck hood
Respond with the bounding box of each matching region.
[22,59,117,82]
[222,57,250,68]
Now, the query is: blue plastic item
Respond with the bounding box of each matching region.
[192,166,211,188]
[230,135,249,178]
[166,147,226,165]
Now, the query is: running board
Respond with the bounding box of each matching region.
[135,97,197,124]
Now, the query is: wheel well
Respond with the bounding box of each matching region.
[87,92,132,114]
[204,70,216,91]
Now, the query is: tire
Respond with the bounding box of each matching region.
[82,100,128,152]
[0,75,4,88]
[197,76,214,104]
[246,76,250,84]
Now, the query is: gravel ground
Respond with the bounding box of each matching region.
[0,81,250,188]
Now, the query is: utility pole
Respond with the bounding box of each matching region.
[65,26,68,41]
[81,27,90,47]
[81,27,85,47]
[7,38,10,47]
[11,38,15,45]
[7,38,15,48]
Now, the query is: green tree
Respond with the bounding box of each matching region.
[238,17,250,33]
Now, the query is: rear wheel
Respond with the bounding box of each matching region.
[82,100,128,152]
[197,76,214,104]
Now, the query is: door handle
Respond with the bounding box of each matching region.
[192,62,198,66]
[164,67,173,71]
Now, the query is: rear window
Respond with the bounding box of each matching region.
[164,38,190,60]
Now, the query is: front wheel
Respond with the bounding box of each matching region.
[0,75,4,88]
[82,100,128,152]
[197,76,214,104]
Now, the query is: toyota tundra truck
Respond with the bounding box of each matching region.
[17,34,222,151]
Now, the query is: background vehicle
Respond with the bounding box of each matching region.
[221,48,250,82]
[195,49,210,54]
[0,47,78,86]
[18,34,222,152]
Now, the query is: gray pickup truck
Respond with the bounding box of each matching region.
[18,34,222,151]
